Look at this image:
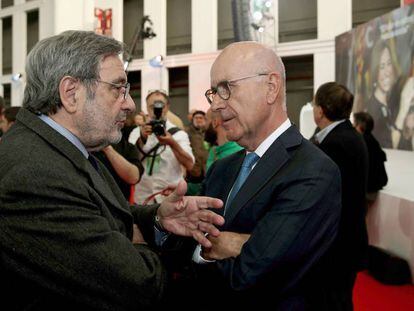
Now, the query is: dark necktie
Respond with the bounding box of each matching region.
[225,152,259,215]
[88,154,100,172]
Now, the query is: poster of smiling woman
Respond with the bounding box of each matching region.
[336,4,414,151]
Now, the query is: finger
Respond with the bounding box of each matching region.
[169,180,187,202]
[193,231,212,248]
[196,210,225,226]
[163,180,187,208]
[190,197,223,209]
[198,221,221,237]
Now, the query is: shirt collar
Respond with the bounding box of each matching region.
[253,118,292,158]
[315,119,346,144]
[38,114,89,158]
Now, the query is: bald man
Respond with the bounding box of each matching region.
[180,42,342,310]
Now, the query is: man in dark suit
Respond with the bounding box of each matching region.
[0,30,224,311]
[312,82,369,310]
[353,111,388,203]
[176,42,342,310]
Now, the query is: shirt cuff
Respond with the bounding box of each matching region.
[154,226,170,246]
[192,244,216,264]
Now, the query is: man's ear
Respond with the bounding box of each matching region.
[266,72,281,104]
[59,76,79,113]
[314,104,324,119]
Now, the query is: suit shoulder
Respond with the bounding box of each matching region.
[298,139,341,174]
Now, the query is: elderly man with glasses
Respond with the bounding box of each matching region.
[164,42,344,311]
[0,31,225,311]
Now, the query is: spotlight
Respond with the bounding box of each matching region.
[149,55,164,68]
[11,73,23,82]
[252,11,263,22]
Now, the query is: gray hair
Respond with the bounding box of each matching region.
[23,30,124,114]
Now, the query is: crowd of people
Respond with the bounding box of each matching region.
[0,30,389,310]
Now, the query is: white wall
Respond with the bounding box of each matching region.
[367,191,414,281]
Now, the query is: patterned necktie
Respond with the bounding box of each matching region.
[225,152,260,214]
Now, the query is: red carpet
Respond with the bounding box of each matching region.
[354,271,414,311]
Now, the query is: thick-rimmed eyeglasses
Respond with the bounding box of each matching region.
[96,80,130,100]
[204,73,269,104]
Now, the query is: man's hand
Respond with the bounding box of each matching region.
[202,232,250,260]
[158,180,224,248]
[156,131,174,146]
[140,124,153,141]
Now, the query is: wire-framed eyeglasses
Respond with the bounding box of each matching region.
[204,73,269,104]
[96,80,130,100]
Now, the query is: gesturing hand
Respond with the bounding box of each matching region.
[202,232,251,260]
[157,180,224,248]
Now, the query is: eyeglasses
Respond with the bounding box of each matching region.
[204,73,269,104]
[96,80,130,100]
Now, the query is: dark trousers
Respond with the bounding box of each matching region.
[309,271,357,311]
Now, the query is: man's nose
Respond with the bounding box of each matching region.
[124,94,136,113]
[210,95,226,112]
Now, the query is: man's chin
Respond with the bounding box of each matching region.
[110,132,122,145]
[224,130,239,143]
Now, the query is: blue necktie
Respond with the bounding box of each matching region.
[225,152,259,214]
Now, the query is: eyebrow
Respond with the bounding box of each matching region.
[110,77,127,85]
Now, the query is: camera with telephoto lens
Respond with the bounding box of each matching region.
[148,101,166,136]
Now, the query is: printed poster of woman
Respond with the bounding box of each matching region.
[336,4,414,150]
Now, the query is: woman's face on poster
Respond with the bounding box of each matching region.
[377,47,395,93]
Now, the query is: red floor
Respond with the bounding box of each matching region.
[354,271,414,311]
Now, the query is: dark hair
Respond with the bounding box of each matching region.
[314,82,354,121]
[353,111,374,133]
[4,107,20,123]
[23,31,124,115]
[371,42,396,90]
[192,110,206,118]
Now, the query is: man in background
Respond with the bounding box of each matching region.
[312,82,369,310]
[353,111,388,203]
[0,106,20,136]
[129,90,194,203]
[186,110,208,192]
[204,108,243,171]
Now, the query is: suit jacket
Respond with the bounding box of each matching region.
[317,120,369,275]
[190,125,342,310]
[363,132,388,192]
[0,108,166,311]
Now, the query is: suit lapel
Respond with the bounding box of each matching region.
[17,109,130,216]
[225,126,302,225]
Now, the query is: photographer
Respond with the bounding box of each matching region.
[129,90,194,204]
